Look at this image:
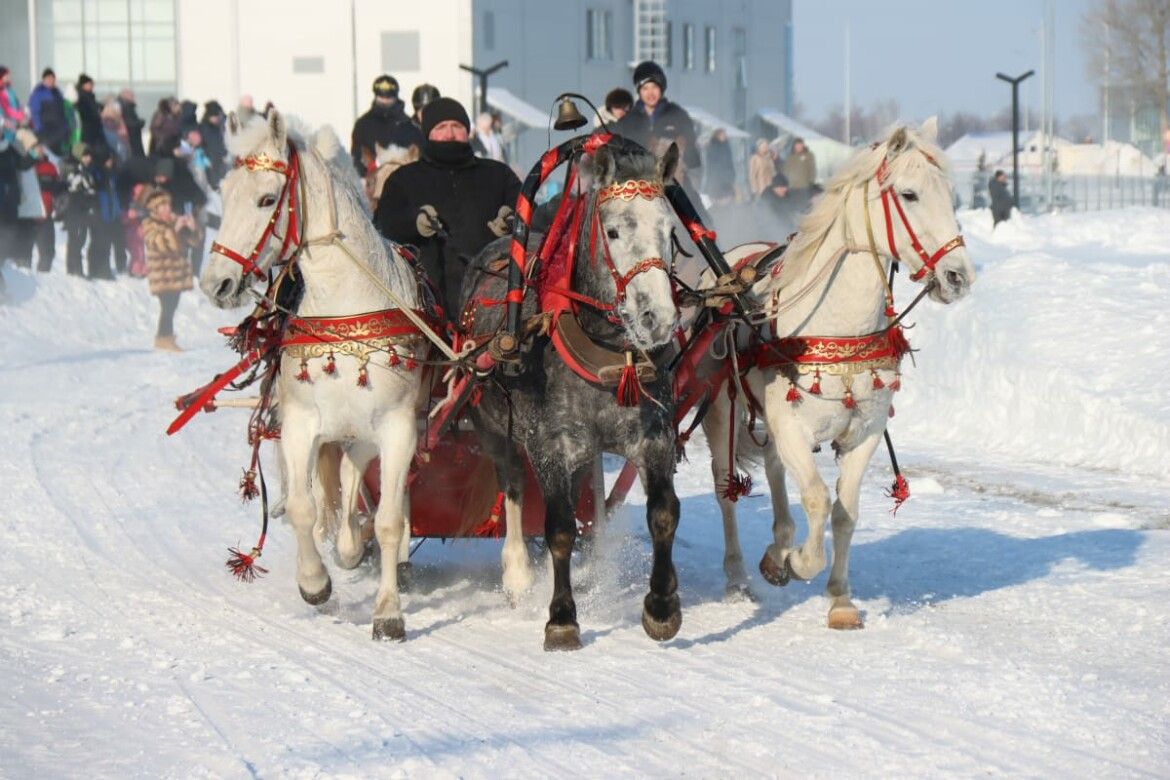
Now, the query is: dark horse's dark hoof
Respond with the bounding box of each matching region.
[299,576,332,605]
[543,622,582,651]
[397,561,413,593]
[641,594,682,641]
[372,616,406,642]
[759,551,791,587]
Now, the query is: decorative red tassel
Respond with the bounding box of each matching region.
[616,353,643,407]
[809,370,822,395]
[786,383,801,403]
[886,474,911,515]
[323,353,337,375]
[405,358,418,371]
[872,370,885,390]
[885,303,897,318]
[720,473,752,502]
[388,351,401,367]
[295,358,311,383]
[225,545,268,582]
[842,389,856,409]
[890,373,902,392]
[239,469,259,502]
[357,366,369,387]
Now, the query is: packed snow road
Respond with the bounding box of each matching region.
[2,210,1168,777]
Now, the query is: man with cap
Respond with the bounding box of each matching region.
[28,69,70,156]
[373,97,520,320]
[350,74,413,176]
[406,84,439,140]
[614,60,706,220]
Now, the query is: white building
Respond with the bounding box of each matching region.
[9,0,792,170]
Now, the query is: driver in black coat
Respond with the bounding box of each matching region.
[373,97,521,320]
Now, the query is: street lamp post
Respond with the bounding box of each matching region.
[996,69,1035,209]
[459,60,509,118]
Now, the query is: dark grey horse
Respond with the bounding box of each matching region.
[460,142,684,650]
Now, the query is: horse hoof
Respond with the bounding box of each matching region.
[298,576,332,606]
[724,583,757,603]
[543,622,582,651]
[397,561,413,592]
[759,553,790,587]
[827,606,864,630]
[372,616,406,641]
[642,594,682,642]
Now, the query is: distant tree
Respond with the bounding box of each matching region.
[1082,0,1170,130]
[1061,113,1098,143]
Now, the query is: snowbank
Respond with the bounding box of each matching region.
[895,208,1170,480]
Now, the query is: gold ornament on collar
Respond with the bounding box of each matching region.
[597,179,664,204]
[235,153,290,175]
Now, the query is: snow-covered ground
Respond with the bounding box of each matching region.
[1,209,1168,777]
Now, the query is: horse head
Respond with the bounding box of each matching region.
[866,118,975,303]
[580,142,681,350]
[201,109,299,309]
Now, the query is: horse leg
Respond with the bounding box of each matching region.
[312,442,342,547]
[279,417,331,605]
[497,443,534,604]
[534,447,584,651]
[701,387,752,600]
[640,440,682,641]
[335,443,375,570]
[760,417,830,585]
[371,409,416,641]
[397,491,413,591]
[825,432,882,630]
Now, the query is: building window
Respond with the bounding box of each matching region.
[705,26,716,73]
[664,21,672,67]
[682,23,694,70]
[381,31,420,72]
[483,11,495,50]
[587,9,614,61]
[292,56,325,74]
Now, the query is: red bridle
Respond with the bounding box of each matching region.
[590,178,670,307]
[875,158,966,282]
[209,142,303,281]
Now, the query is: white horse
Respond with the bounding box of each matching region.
[201,110,424,641]
[702,119,975,628]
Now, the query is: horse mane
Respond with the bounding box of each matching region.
[759,124,949,295]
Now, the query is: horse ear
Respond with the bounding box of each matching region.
[591,145,617,185]
[920,116,939,144]
[268,109,287,149]
[657,142,680,183]
[227,112,240,136]
[888,126,909,155]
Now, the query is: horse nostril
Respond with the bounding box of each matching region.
[215,278,234,299]
[946,270,963,289]
[640,309,658,331]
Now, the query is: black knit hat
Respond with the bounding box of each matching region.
[372,74,400,98]
[632,61,666,93]
[421,97,470,137]
[77,73,94,90]
[605,88,634,112]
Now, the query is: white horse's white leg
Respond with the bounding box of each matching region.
[280,416,331,604]
[761,415,830,584]
[335,444,374,570]
[825,431,882,629]
[371,408,415,641]
[702,387,752,598]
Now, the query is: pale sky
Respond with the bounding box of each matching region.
[793,0,1099,122]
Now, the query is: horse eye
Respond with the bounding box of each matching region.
[901,191,919,202]
[606,228,619,240]
[258,195,277,208]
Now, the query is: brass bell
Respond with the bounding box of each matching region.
[554,97,587,131]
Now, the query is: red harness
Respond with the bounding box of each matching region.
[209,143,303,280]
[875,158,966,281]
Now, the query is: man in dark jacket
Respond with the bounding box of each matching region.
[704,128,735,204]
[28,69,70,156]
[374,97,520,319]
[74,74,106,157]
[199,100,229,188]
[117,88,145,158]
[351,75,416,176]
[988,169,1013,227]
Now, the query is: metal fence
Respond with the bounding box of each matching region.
[960,172,1170,213]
